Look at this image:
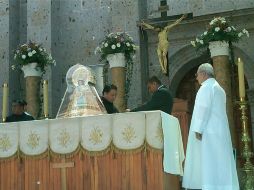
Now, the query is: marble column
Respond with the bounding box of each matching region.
[208,40,237,148]
[26,0,52,118]
[111,67,126,112]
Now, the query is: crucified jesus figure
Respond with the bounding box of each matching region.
[141,14,186,74]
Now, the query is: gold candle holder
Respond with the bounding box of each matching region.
[238,97,254,189]
[43,80,49,118]
[2,83,8,122]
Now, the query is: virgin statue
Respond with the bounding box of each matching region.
[56,64,107,118]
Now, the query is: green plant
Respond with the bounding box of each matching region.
[13,41,56,74]
[191,17,249,50]
[95,32,137,100]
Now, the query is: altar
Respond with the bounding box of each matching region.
[0,111,184,190]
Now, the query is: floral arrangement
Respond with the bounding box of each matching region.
[95,32,137,99]
[191,17,249,50]
[13,41,56,74]
[96,32,136,61]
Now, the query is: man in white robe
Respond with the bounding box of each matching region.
[182,63,239,190]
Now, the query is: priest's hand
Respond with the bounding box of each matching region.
[195,132,202,141]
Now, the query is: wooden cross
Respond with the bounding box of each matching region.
[137,1,193,97]
[159,0,169,19]
[52,158,75,190]
[138,0,193,27]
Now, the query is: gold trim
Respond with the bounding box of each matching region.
[146,142,163,153]
[0,152,18,162]
[80,145,111,157]
[49,144,81,158]
[19,150,49,160]
[0,139,167,161]
[0,134,12,152]
[112,143,145,154]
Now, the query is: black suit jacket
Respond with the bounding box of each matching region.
[101,97,119,114]
[131,85,173,114]
[6,113,34,122]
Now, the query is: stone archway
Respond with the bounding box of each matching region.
[169,44,254,151]
[168,45,210,96]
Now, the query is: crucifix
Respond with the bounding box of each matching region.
[52,157,75,190]
[138,0,192,76]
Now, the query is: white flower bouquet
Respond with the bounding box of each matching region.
[13,41,56,74]
[191,17,249,50]
[95,32,136,62]
[96,32,137,99]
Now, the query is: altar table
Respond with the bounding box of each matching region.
[0,111,184,190]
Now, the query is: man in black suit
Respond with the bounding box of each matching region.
[131,76,173,114]
[101,84,119,114]
[6,100,34,122]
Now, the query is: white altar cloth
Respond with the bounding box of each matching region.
[0,111,184,175]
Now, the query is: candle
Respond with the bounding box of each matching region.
[43,80,49,118]
[237,58,245,98]
[2,83,8,122]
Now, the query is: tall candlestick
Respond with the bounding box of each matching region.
[43,80,49,118]
[238,58,245,98]
[2,83,8,122]
[238,98,254,189]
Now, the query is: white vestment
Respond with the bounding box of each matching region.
[182,78,239,190]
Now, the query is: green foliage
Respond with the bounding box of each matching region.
[13,41,56,74]
[191,17,249,51]
[96,32,137,100]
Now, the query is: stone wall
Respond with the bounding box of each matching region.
[9,0,21,107]
[0,0,10,118]
[51,0,142,115]
[147,0,254,18]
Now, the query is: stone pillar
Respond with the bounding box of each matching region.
[247,89,254,149]
[25,76,41,118]
[111,67,126,112]
[209,41,236,147]
[26,0,52,118]
[0,0,10,120]
[111,0,142,108]
[107,53,127,112]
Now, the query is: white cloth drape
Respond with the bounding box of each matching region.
[161,112,185,176]
[0,123,18,158]
[81,114,112,151]
[113,112,146,150]
[145,111,163,149]
[0,111,184,177]
[49,117,80,154]
[20,120,48,155]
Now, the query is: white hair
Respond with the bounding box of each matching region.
[198,63,214,78]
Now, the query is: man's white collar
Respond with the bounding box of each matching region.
[158,85,164,90]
